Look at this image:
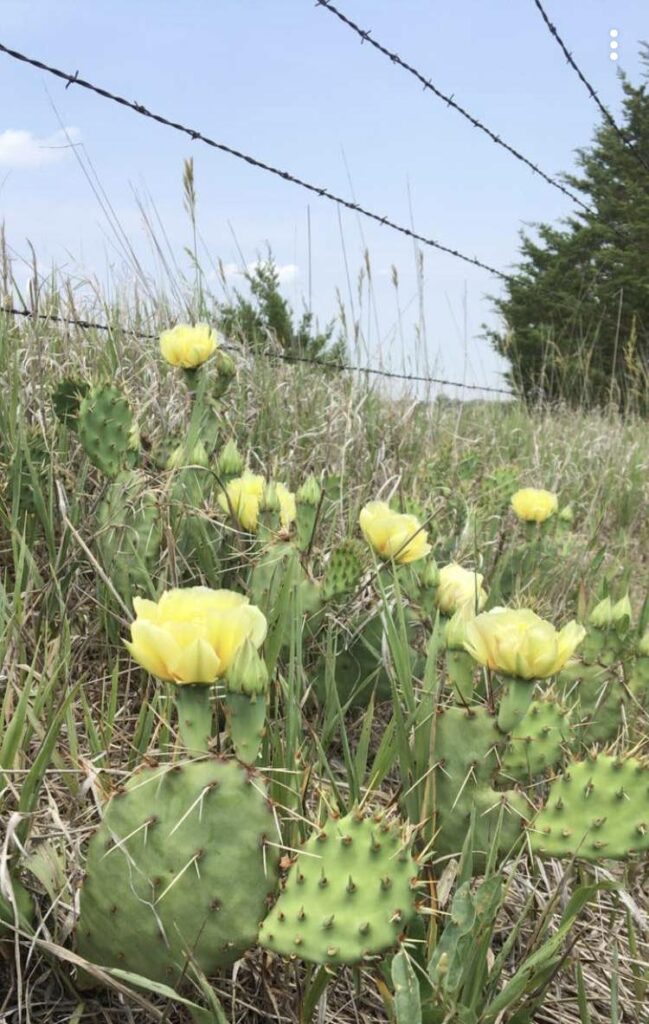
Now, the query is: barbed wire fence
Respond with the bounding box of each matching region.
[0,40,509,282]
[314,0,591,214]
[532,0,649,176]
[1,305,513,396]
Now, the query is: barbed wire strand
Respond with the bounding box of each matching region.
[314,0,592,215]
[1,305,513,396]
[0,39,510,282]
[532,0,649,176]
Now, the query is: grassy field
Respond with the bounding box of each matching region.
[1,268,649,1024]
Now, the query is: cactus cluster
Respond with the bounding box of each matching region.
[259,810,419,965]
[77,758,279,984]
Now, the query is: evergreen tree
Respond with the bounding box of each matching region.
[218,253,345,363]
[487,47,649,411]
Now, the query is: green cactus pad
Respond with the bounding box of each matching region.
[95,471,162,601]
[77,758,279,984]
[321,541,364,603]
[259,811,419,965]
[52,377,90,428]
[560,662,625,746]
[433,707,528,861]
[314,612,422,708]
[499,699,570,783]
[531,755,649,861]
[168,468,222,584]
[78,385,134,478]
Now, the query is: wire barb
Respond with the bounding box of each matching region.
[531,0,649,176]
[314,0,594,214]
[0,38,509,280]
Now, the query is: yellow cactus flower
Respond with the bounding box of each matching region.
[511,488,558,523]
[276,483,297,529]
[464,607,585,680]
[359,500,431,565]
[159,323,218,368]
[437,563,487,616]
[218,472,265,531]
[125,587,267,685]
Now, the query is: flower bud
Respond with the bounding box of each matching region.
[588,597,613,629]
[226,638,269,696]
[421,559,439,590]
[558,504,574,523]
[214,349,236,378]
[217,440,245,479]
[166,439,209,470]
[611,594,632,624]
[297,474,321,507]
[639,629,649,657]
[445,604,475,651]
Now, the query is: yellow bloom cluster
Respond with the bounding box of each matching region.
[436,563,487,616]
[511,488,558,523]
[126,587,267,685]
[160,323,218,368]
[359,501,430,565]
[218,473,296,532]
[464,607,585,680]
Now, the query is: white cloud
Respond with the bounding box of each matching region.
[0,127,81,168]
[220,260,299,284]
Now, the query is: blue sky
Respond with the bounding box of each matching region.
[0,1,646,393]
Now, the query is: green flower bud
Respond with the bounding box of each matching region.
[588,597,613,629]
[226,638,269,696]
[297,474,321,507]
[421,559,439,590]
[639,630,649,657]
[260,482,281,512]
[445,605,474,651]
[611,594,632,624]
[216,439,244,478]
[166,439,209,470]
[214,349,236,379]
[558,504,574,523]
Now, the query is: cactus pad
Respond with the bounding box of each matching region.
[433,707,528,860]
[52,377,90,428]
[95,471,161,601]
[78,384,134,478]
[321,541,364,603]
[259,811,419,965]
[77,758,279,984]
[499,699,570,783]
[531,755,649,861]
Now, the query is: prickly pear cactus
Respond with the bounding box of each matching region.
[321,541,364,603]
[433,707,528,861]
[259,810,419,965]
[77,758,279,985]
[168,467,222,585]
[78,385,135,478]
[531,754,649,861]
[52,376,90,428]
[499,698,570,783]
[560,662,625,745]
[95,471,161,602]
